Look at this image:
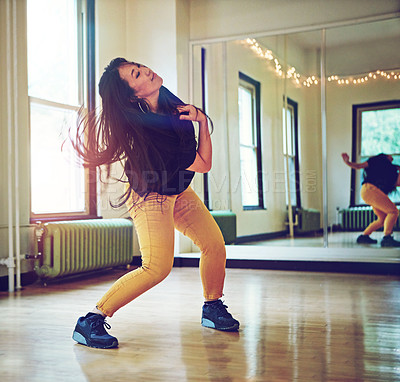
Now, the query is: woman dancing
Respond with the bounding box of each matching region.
[72,58,239,349]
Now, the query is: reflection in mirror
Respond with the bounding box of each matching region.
[193,30,324,248]
[326,18,400,248]
[192,17,399,252]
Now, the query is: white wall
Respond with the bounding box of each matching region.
[125,0,178,93]
[96,0,129,221]
[189,0,400,41]
[176,0,191,101]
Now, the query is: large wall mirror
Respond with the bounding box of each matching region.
[191,17,400,260]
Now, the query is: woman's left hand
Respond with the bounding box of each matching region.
[177,105,206,123]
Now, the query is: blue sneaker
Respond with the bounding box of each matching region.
[381,235,400,247]
[356,234,378,244]
[202,300,240,331]
[357,235,378,244]
[72,313,118,349]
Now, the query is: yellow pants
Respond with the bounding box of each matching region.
[360,183,399,236]
[96,186,226,317]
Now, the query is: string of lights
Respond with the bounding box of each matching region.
[245,38,400,87]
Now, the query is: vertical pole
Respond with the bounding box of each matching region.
[321,29,328,248]
[283,35,294,238]
[6,0,15,293]
[222,42,232,211]
[13,0,21,290]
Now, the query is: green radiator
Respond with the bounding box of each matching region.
[35,219,133,279]
[288,207,321,234]
[210,210,237,244]
[295,208,320,234]
[339,206,400,231]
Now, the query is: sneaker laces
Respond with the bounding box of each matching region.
[90,316,112,334]
[103,321,111,330]
[213,300,233,318]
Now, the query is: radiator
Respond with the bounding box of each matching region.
[287,207,321,234]
[339,206,400,231]
[295,208,321,234]
[35,219,133,279]
[210,210,237,244]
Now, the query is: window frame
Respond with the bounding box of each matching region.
[29,0,97,223]
[350,99,400,206]
[238,72,264,210]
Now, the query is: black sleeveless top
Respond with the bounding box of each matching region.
[362,154,399,195]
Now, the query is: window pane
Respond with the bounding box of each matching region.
[238,86,254,146]
[30,103,85,214]
[240,147,259,206]
[283,104,298,207]
[361,108,400,156]
[283,107,294,155]
[238,74,263,208]
[27,0,79,105]
[284,157,297,206]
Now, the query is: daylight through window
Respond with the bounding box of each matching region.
[28,0,89,217]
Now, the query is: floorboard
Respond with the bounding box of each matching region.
[1,267,400,381]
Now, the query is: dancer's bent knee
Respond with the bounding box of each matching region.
[391,209,400,218]
[141,260,173,286]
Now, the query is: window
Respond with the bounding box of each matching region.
[283,98,301,208]
[351,100,400,205]
[27,0,96,220]
[238,72,263,209]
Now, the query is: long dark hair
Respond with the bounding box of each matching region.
[72,57,211,207]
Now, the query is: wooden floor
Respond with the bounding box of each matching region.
[1,267,400,382]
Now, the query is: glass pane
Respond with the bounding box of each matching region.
[30,103,85,214]
[27,0,79,105]
[284,157,297,206]
[283,107,294,155]
[240,146,259,206]
[282,108,287,154]
[238,86,254,146]
[361,108,400,156]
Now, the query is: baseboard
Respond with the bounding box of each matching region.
[0,271,38,292]
[173,257,400,276]
[235,231,287,244]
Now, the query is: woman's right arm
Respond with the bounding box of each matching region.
[341,153,368,170]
